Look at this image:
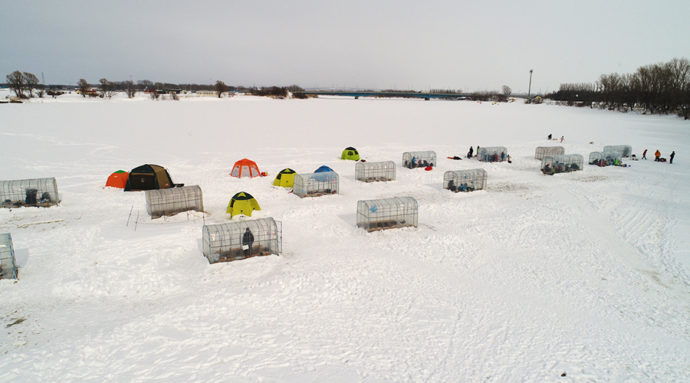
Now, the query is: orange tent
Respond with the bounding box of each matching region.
[105,170,129,188]
[230,159,261,178]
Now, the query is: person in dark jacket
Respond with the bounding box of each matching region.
[547,133,552,140]
[242,227,254,256]
[670,151,675,164]
[642,149,647,160]
[467,146,474,158]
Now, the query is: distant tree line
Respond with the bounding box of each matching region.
[548,58,690,119]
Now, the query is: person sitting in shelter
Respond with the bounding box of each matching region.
[242,227,254,257]
[459,183,468,192]
[654,150,661,161]
[447,179,457,192]
[410,156,417,169]
[542,163,554,175]
[501,152,506,161]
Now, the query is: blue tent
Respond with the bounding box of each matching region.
[314,165,334,173]
[312,165,336,182]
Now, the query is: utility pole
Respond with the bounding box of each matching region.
[528,69,533,99]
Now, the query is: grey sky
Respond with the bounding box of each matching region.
[2,0,689,92]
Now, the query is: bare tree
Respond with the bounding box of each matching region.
[215,80,228,98]
[125,80,136,98]
[6,71,25,98]
[502,85,512,97]
[77,79,90,97]
[23,72,39,97]
[99,78,113,98]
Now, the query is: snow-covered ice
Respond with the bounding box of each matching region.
[1,93,689,382]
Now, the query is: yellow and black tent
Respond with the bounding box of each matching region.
[341,147,360,161]
[227,191,261,218]
[273,168,297,187]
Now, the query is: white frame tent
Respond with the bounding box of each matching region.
[443,169,488,192]
[202,218,282,263]
[603,145,632,158]
[478,147,508,162]
[535,146,565,160]
[0,177,59,208]
[357,197,418,232]
[541,154,584,174]
[293,171,339,198]
[145,185,204,219]
[355,161,396,182]
[0,233,18,279]
[402,151,436,169]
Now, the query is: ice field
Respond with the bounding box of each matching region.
[1,93,689,382]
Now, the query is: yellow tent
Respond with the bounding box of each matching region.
[273,168,297,187]
[226,191,261,218]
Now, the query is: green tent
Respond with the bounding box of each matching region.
[341,147,360,161]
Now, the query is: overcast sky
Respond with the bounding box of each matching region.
[2,0,689,92]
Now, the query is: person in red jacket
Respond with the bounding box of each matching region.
[654,150,661,161]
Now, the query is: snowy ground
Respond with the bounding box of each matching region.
[1,92,689,382]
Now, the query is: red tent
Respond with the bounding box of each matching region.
[230,159,261,178]
[105,170,129,188]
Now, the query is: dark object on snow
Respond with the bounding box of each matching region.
[468,146,474,158]
[670,151,675,164]
[561,372,567,377]
[548,133,552,140]
[25,189,38,205]
[449,156,463,160]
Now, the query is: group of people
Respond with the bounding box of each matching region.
[447,179,476,193]
[542,161,580,175]
[641,149,676,164]
[404,157,434,169]
[464,146,512,163]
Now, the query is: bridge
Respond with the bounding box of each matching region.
[297,90,471,100]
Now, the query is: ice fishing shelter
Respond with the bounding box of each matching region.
[0,177,59,208]
[355,161,396,182]
[541,154,584,175]
[105,170,129,188]
[478,146,508,162]
[589,152,623,167]
[202,218,282,263]
[145,185,204,219]
[293,170,339,197]
[357,197,418,232]
[227,191,261,218]
[341,147,360,161]
[124,164,175,191]
[444,169,487,192]
[402,151,436,169]
[535,146,565,160]
[273,168,297,187]
[0,233,18,279]
[230,158,261,178]
[603,145,632,158]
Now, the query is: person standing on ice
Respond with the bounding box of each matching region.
[242,227,254,256]
[655,149,661,161]
[560,135,564,143]
[467,146,473,158]
[476,146,480,158]
[547,133,552,140]
[670,151,675,164]
[642,149,647,159]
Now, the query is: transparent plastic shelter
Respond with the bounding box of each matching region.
[357,197,418,232]
[443,169,487,192]
[603,145,632,158]
[541,154,584,175]
[0,233,18,279]
[202,218,282,263]
[145,185,204,219]
[355,161,396,182]
[293,171,339,198]
[402,151,436,169]
[478,147,508,162]
[0,178,59,208]
[535,146,565,160]
[589,152,623,166]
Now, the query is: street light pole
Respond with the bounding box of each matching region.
[528,69,533,99]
